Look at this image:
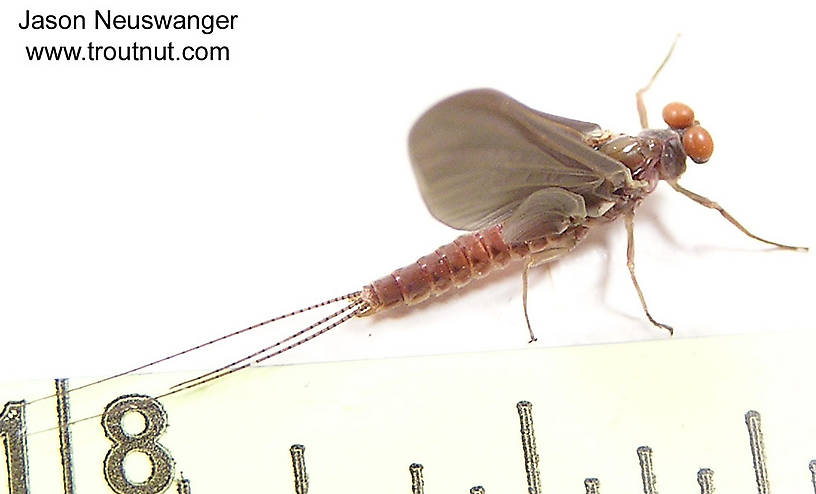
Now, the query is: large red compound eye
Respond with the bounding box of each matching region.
[662,102,695,129]
[682,125,714,163]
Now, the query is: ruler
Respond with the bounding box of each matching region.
[1,331,814,493]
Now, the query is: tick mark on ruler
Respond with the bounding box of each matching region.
[637,447,658,494]
[290,444,308,494]
[809,460,816,492]
[584,478,601,494]
[517,400,542,494]
[746,410,770,494]
[55,379,75,494]
[176,476,191,494]
[409,463,424,494]
[697,468,715,494]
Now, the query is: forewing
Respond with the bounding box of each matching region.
[501,187,588,245]
[408,89,631,231]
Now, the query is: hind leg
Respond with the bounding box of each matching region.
[520,230,587,342]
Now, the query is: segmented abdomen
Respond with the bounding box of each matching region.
[359,224,529,315]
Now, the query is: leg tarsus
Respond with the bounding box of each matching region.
[625,212,674,336]
[521,261,537,343]
[668,181,808,252]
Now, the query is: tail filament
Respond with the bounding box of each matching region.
[30,291,367,405]
[170,298,367,391]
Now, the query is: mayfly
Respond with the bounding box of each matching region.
[75,43,806,397]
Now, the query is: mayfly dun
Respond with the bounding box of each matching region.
[76,41,806,397]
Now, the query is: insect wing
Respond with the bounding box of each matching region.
[408,89,632,236]
[501,187,587,246]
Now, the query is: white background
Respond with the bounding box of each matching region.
[0,0,814,381]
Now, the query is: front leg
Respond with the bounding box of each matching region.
[636,35,680,129]
[668,181,808,252]
[625,211,674,335]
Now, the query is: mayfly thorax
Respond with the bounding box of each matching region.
[68,41,807,396]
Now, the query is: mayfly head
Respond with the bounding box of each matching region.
[661,102,714,164]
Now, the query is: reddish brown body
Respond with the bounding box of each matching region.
[359,224,590,315]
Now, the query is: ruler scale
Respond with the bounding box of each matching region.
[0,331,814,493]
[272,404,810,494]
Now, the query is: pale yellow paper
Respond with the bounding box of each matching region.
[2,331,814,493]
